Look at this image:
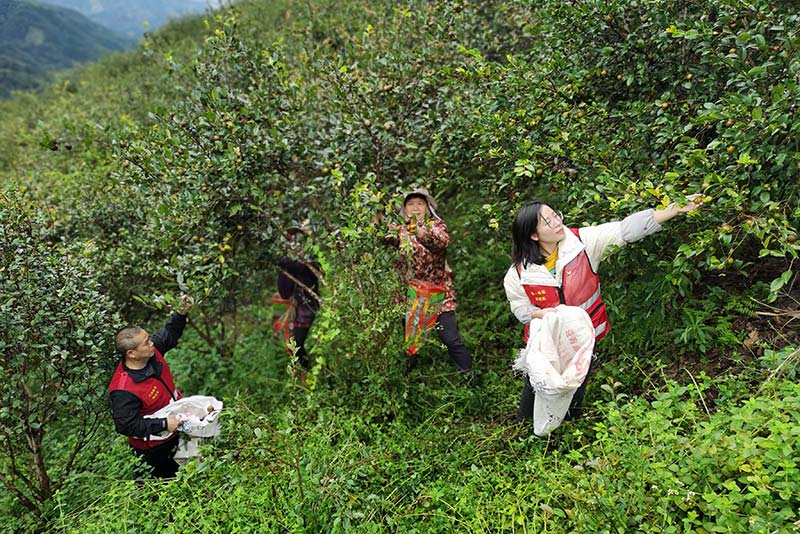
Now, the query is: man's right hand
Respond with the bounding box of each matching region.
[166,416,181,432]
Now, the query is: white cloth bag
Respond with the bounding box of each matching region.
[513,305,595,436]
[145,395,223,462]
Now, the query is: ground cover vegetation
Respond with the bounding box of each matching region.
[0,0,798,531]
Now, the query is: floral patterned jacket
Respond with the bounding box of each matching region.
[386,218,457,312]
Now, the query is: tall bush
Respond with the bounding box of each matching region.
[0,189,120,516]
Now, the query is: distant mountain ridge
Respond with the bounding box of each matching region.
[39,0,221,39]
[0,0,132,98]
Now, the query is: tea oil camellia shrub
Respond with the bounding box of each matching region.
[458,0,800,293]
[0,189,121,517]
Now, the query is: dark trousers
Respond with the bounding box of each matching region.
[133,435,179,479]
[436,311,473,372]
[403,311,473,372]
[516,357,595,422]
[293,326,311,369]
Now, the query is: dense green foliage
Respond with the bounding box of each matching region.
[0,190,121,516]
[0,0,133,98]
[0,0,797,531]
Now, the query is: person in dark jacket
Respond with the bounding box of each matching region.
[108,295,194,478]
[277,226,322,372]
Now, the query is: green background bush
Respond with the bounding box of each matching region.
[0,0,797,531]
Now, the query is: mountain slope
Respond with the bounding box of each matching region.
[0,0,132,98]
[37,0,221,39]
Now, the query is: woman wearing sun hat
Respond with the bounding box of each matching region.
[385,188,473,374]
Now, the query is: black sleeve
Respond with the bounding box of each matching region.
[150,312,187,355]
[109,390,167,438]
[277,256,294,269]
[277,270,295,300]
[277,257,310,277]
[278,257,320,298]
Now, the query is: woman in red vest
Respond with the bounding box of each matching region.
[504,198,701,422]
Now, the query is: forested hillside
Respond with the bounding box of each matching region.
[39,0,223,39]
[0,0,132,98]
[0,0,798,532]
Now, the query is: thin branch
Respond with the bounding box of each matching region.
[276,268,323,306]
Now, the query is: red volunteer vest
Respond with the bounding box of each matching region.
[520,228,609,342]
[108,348,181,450]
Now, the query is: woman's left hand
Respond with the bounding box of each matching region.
[654,194,705,223]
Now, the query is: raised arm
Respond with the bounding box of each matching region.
[150,312,188,356]
[653,194,703,224]
[383,222,402,247]
[579,195,703,269]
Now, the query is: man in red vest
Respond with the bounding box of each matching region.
[108,295,194,478]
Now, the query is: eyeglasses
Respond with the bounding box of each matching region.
[541,211,563,228]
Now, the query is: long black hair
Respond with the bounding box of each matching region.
[511,201,547,267]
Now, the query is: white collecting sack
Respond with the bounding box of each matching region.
[145,395,223,462]
[513,305,594,436]
[174,435,203,463]
[145,395,224,437]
